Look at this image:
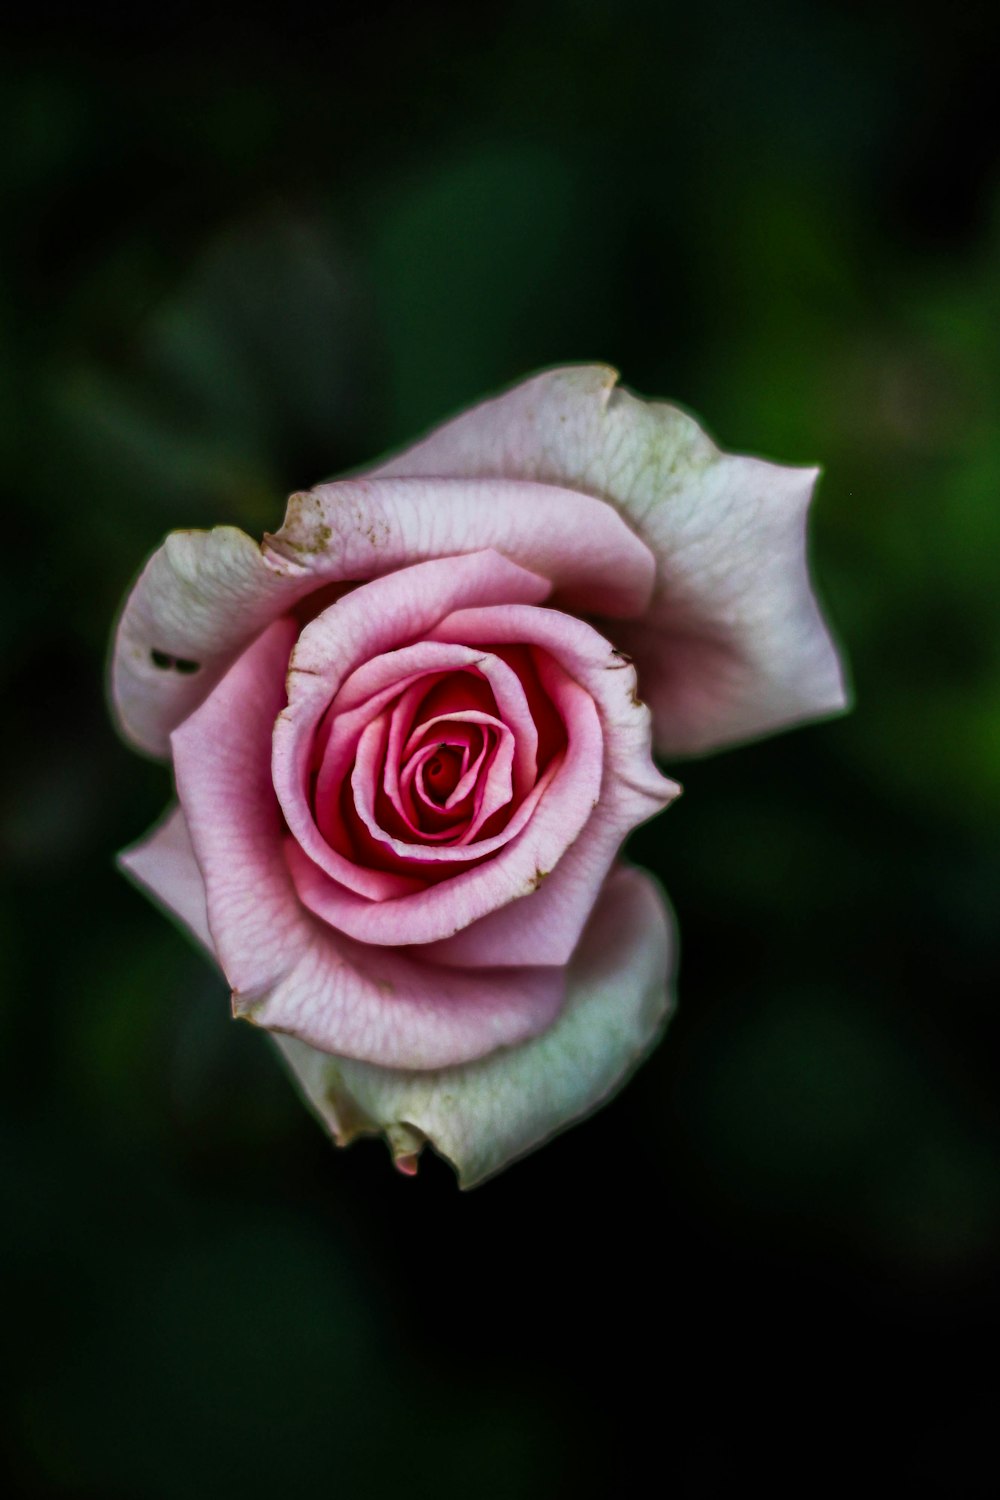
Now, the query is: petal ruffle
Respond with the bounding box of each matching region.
[276,863,675,1187]
[371,365,849,756]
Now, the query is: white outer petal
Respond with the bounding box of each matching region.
[276,863,675,1188]
[371,364,850,756]
[118,803,675,1184]
[111,525,313,758]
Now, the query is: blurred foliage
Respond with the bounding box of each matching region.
[2,0,1000,1494]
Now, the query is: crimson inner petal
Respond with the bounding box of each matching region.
[387,719,498,842]
[308,646,571,873]
[419,745,464,804]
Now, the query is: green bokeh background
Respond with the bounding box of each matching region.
[3,1,999,1493]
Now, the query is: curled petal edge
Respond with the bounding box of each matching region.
[278,862,675,1187]
[119,814,675,1187]
[372,363,851,757]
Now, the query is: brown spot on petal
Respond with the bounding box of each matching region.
[361,517,391,548]
[268,493,333,555]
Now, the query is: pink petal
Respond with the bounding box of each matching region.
[285,741,570,945]
[423,605,679,967]
[401,652,539,794]
[311,664,456,872]
[273,555,549,896]
[170,618,565,1068]
[402,727,482,813]
[264,474,656,620]
[118,804,212,952]
[371,365,848,756]
[276,863,676,1187]
[284,599,676,953]
[390,712,513,843]
[112,467,653,760]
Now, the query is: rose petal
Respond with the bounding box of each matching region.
[352,710,519,859]
[401,737,483,836]
[170,618,565,1068]
[118,804,212,951]
[422,605,679,966]
[273,553,550,898]
[399,655,538,795]
[264,474,656,620]
[111,525,317,758]
[275,863,675,1187]
[371,365,849,756]
[379,710,514,843]
[286,732,572,944]
[112,471,657,759]
[310,662,464,884]
[287,601,676,953]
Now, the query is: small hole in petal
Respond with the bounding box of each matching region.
[150,649,201,674]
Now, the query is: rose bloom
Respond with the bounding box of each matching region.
[112,366,847,1185]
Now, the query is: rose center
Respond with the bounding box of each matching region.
[421,744,464,805]
[308,646,570,871]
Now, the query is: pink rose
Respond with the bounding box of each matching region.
[112,365,846,1185]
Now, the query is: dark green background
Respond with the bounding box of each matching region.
[3,1,999,1493]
